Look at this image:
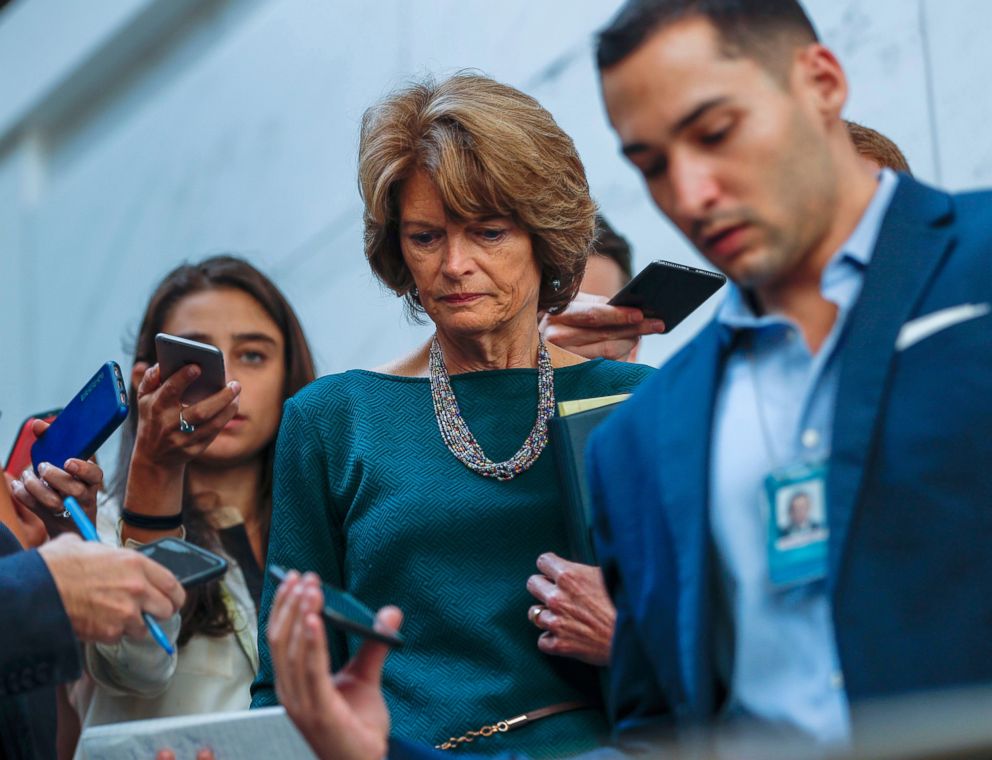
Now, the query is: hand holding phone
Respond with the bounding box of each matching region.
[540,292,667,361]
[128,355,240,471]
[11,439,104,539]
[268,565,404,648]
[122,359,240,541]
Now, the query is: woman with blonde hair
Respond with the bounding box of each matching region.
[252,74,653,757]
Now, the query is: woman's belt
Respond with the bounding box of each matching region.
[435,700,593,750]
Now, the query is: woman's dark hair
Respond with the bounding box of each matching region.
[592,215,634,284]
[112,255,316,646]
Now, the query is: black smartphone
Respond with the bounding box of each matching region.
[31,362,129,474]
[155,333,227,405]
[137,537,228,588]
[608,259,727,332]
[268,565,404,648]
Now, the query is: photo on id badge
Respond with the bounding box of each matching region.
[775,484,827,549]
[764,464,829,588]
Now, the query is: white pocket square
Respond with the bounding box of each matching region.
[896,302,991,351]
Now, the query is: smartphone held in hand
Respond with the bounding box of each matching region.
[30,363,128,474]
[155,333,227,405]
[268,564,404,648]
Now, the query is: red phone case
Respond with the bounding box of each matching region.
[5,410,62,478]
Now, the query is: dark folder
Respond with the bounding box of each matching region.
[550,401,624,564]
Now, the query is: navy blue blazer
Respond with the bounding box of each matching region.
[586,175,992,743]
[0,523,80,760]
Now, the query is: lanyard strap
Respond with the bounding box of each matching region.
[746,334,783,471]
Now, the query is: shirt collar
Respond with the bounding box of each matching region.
[716,168,900,330]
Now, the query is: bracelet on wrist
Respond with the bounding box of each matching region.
[120,508,184,531]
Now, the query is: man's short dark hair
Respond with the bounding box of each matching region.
[592,215,634,284]
[596,0,819,74]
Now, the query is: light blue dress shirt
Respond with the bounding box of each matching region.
[709,169,899,743]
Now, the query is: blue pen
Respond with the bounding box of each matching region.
[62,496,176,656]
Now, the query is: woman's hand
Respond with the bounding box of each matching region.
[131,362,241,471]
[268,571,401,760]
[526,552,616,667]
[122,363,241,542]
[9,419,104,537]
[3,473,47,548]
[540,293,665,361]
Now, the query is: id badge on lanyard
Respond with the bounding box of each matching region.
[762,460,829,588]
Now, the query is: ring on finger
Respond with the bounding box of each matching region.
[178,406,196,435]
[529,605,546,624]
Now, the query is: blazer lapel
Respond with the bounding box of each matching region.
[648,320,728,714]
[828,178,956,589]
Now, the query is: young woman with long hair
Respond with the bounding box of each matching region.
[73,255,315,727]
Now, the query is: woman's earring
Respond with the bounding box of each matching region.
[550,278,561,292]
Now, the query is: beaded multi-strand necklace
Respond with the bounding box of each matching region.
[428,335,555,481]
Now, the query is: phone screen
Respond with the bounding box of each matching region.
[138,537,228,588]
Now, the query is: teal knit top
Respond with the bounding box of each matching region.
[251,359,653,757]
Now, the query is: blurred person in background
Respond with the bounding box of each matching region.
[569,214,640,362]
[251,73,653,757]
[540,214,663,360]
[72,255,316,733]
[581,216,636,302]
[845,120,912,174]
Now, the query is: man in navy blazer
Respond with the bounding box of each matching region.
[0,485,185,760]
[587,0,992,748]
[259,1,992,757]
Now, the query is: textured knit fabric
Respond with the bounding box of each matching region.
[252,359,653,757]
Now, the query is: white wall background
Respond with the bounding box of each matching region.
[0,0,989,455]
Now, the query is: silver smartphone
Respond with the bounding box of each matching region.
[154,333,226,405]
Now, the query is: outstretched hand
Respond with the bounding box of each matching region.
[540,292,664,361]
[268,571,402,760]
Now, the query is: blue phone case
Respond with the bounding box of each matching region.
[31,362,130,474]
